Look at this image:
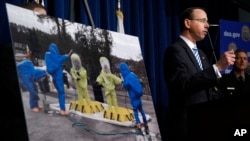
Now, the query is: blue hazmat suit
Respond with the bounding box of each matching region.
[119,62,147,125]
[17,59,46,109]
[45,43,69,111]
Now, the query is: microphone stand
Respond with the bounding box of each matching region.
[207,24,220,94]
[207,25,219,64]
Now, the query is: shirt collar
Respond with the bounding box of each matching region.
[180,35,196,50]
[234,72,245,80]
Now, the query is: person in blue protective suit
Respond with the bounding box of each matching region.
[119,62,149,133]
[17,59,47,112]
[70,53,91,105]
[96,56,122,112]
[45,43,72,116]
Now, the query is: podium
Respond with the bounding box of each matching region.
[187,96,250,140]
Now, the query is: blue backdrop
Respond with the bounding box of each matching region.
[0,0,240,140]
[220,19,250,73]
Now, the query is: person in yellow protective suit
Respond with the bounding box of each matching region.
[96,56,122,111]
[70,53,91,105]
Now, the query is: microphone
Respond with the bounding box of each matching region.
[209,24,219,27]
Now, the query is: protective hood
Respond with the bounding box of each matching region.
[70,53,82,70]
[49,43,60,56]
[99,56,110,73]
[119,62,130,77]
[45,43,68,75]
[17,59,35,75]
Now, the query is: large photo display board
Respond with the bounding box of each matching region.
[6,3,161,141]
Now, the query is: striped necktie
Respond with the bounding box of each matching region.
[192,47,203,70]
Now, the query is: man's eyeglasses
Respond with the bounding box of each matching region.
[189,18,209,24]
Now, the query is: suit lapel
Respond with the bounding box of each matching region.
[179,39,202,71]
[198,50,209,69]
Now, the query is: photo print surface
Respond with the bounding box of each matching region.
[6,3,161,141]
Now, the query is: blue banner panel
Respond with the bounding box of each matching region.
[220,19,250,73]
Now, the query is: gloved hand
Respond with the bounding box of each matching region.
[105,93,110,96]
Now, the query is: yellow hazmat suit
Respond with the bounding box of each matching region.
[70,53,91,105]
[96,57,122,111]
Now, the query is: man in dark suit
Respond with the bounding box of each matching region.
[219,49,250,97]
[163,7,236,140]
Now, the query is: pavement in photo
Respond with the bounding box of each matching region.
[20,86,162,141]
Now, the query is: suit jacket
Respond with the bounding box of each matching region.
[219,71,250,98]
[163,37,220,139]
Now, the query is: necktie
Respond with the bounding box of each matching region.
[238,76,244,91]
[192,47,203,70]
[238,76,244,83]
